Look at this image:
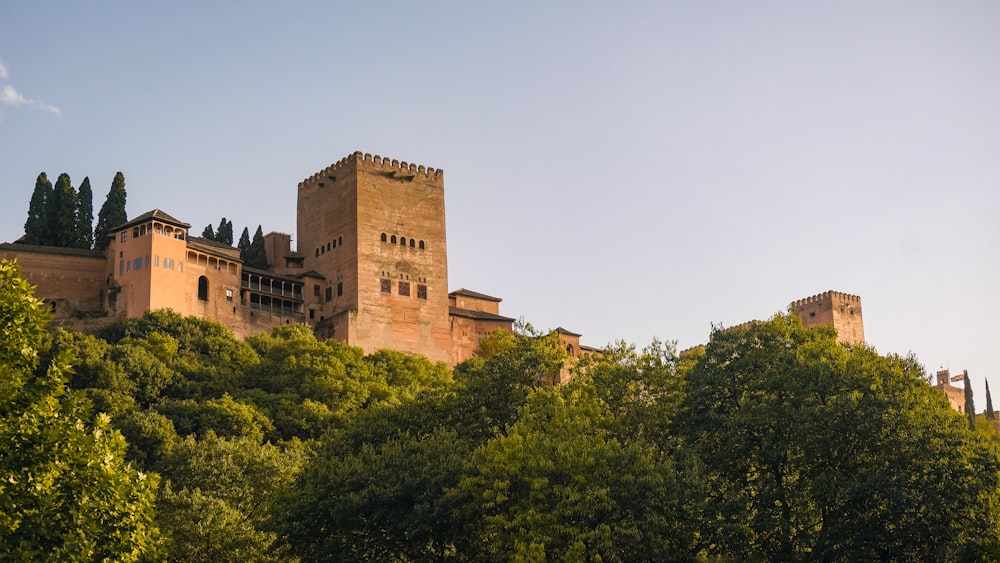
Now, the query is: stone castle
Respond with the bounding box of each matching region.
[0,151,597,369]
[1,151,865,370]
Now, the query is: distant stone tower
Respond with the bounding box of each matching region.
[297,152,452,362]
[790,290,864,345]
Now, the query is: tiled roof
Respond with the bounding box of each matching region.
[449,288,502,302]
[448,306,515,322]
[112,209,191,232]
[555,326,582,337]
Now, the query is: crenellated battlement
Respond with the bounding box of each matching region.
[298,151,444,189]
[790,290,861,309]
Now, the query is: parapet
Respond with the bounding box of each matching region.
[298,151,444,189]
[790,290,861,309]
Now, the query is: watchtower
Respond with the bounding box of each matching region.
[297,152,452,362]
[790,290,864,345]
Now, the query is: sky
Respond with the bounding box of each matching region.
[1,2,998,399]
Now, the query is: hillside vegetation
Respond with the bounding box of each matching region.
[2,260,998,561]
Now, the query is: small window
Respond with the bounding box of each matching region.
[417,284,427,300]
[321,246,325,255]
[315,248,319,257]
[390,235,397,244]
[133,258,142,270]
[198,276,209,301]
[314,285,320,297]
[400,237,406,246]
[309,309,315,320]
[119,260,124,276]
[326,287,332,300]
[338,235,343,246]
[337,282,343,297]
[381,233,387,243]
[179,262,182,272]
[418,240,425,249]
[154,255,160,267]
[380,279,391,293]
[133,228,139,238]
[327,242,331,251]
[225,288,234,302]
[399,281,410,297]
[144,256,150,268]
[809,312,816,318]
[332,239,337,249]
[120,232,127,243]
[409,239,415,248]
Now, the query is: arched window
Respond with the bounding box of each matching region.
[390,235,397,244]
[409,239,415,248]
[381,233,387,242]
[400,237,406,246]
[418,240,425,249]
[198,276,209,301]
[315,248,319,257]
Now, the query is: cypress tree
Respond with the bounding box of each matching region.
[237,227,251,257]
[986,379,995,421]
[24,172,52,245]
[201,224,216,241]
[963,371,975,431]
[94,172,128,251]
[216,218,234,246]
[50,173,78,247]
[76,177,94,249]
[244,225,268,269]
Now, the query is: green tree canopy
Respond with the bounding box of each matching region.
[94,171,127,251]
[677,314,1000,560]
[216,218,234,246]
[23,172,52,245]
[243,225,268,269]
[237,227,251,255]
[0,260,161,561]
[49,173,79,247]
[75,176,94,249]
[200,224,216,240]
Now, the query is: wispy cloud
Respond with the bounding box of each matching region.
[0,61,60,116]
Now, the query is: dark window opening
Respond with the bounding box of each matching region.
[338,235,343,246]
[809,312,816,318]
[400,237,406,246]
[337,282,343,297]
[314,285,320,297]
[417,284,427,300]
[399,281,410,297]
[409,239,415,248]
[309,309,315,320]
[198,276,209,301]
[390,235,397,244]
[381,233,387,242]
[419,240,425,249]
[326,287,332,301]
[380,279,391,293]
[315,248,319,256]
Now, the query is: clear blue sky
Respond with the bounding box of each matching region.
[2,2,998,400]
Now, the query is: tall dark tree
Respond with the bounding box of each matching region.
[237,227,251,256]
[201,224,216,241]
[216,218,234,246]
[49,173,78,247]
[243,226,268,269]
[94,172,128,251]
[987,379,996,421]
[23,172,52,245]
[76,176,94,249]
[964,371,976,430]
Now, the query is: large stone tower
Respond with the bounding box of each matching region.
[790,290,864,345]
[297,152,452,362]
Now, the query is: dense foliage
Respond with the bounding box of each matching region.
[2,260,999,560]
[94,172,128,251]
[22,172,97,249]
